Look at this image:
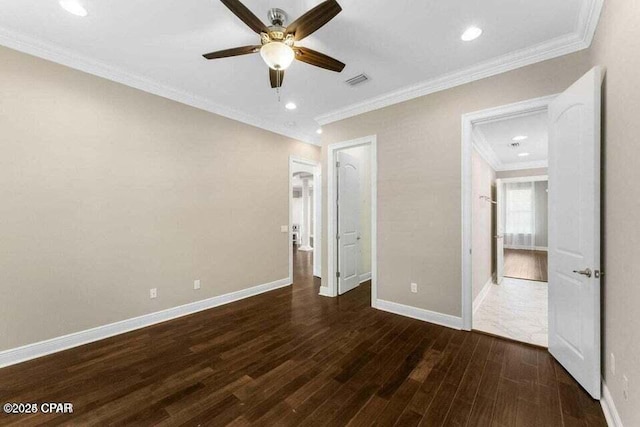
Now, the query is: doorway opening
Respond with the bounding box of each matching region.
[466,100,551,348]
[289,157,321,287]
[324,136,377,304]
[462,66,603,399]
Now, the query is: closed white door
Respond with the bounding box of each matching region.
[495,179,505,284]
[337,151,361,295]
[548,66,603,399]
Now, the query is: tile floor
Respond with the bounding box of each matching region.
[474,277,548,347]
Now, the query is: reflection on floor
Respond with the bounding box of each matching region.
[504,248,548,282]
[474,278,548,347]
[293,244,313,281]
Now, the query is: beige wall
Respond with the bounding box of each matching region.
[588,1,640,424]
[496,167,548,179]
[0,46,320,352]
[321,50,592,315]
[472,149,496,300]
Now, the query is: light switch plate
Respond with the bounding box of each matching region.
[281,225,288,233]
[411,283,418,293]
[194,279,201,290]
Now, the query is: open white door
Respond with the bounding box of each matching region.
[548,66,603,399]
[337,151,361,295]
[495,179,505,284]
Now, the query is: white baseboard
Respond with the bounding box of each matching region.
[504,245,548,252]
[373,299,463,330]
[0,277,291,369]
[601,380,624,427]
[318,286,333,297]
[473,277,494,314]
[359,272,372,283]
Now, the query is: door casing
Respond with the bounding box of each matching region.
[461,95,558,330]
[324,135,377,304]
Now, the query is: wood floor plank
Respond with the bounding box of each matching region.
[0,247,606,426]
[504,249,548,282]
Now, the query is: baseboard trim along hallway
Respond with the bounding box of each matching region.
[0,277,291,369]
[373,299,463,330]
[601,380,624,427]
[473,277,494,314]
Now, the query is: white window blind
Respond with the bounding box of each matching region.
[505,182,534,235]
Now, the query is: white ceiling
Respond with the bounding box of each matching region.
[0,0,602,144]
[474,111,549,171]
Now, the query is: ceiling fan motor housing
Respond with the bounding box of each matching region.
[268,8,288,26]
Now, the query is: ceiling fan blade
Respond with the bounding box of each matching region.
[202,45,261,60]
[220,0,268,34]
[294,47,345,72]
[270,68,285,88]
[286,0,342,41]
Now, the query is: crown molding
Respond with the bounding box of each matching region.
[498,160,548,171]
[0,26,320,146]
[316,0,604,126]
[0,0,603,143]
[472,127,502,170]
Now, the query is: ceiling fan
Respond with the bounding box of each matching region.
[202,0,346,89]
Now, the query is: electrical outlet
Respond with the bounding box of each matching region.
[411,283,418,293]
[623,375,629,400]
[150,288,157,299]
[194,279,201,290]
[611,353,616,375]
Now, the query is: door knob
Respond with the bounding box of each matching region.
[573,268,592,278]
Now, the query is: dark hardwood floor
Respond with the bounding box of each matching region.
[504,249,548,282]
[0,247,605,426]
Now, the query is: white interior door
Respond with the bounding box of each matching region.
[548,66,603,399]
[337,151,361,295]
[495,179,505,284]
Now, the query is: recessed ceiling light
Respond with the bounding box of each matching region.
[518,152,530,157]
[316,128,323,135]
[285,102,297,110]
[461,27,483,42]
[59,0,88,16]
[512,135,528,141]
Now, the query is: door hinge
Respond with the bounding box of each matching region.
[336,161,340,168]
[336,271,341,278]
[336,234,340,240]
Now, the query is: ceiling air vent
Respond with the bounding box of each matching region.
[345,73,370,87]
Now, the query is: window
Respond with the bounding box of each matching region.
[505,182,534,234]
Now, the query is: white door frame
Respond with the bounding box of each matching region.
[324,135,377,305]
[289,156,322,282]
[461,95,557,331]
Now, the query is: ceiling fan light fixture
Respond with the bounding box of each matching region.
[260,42,295,71]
